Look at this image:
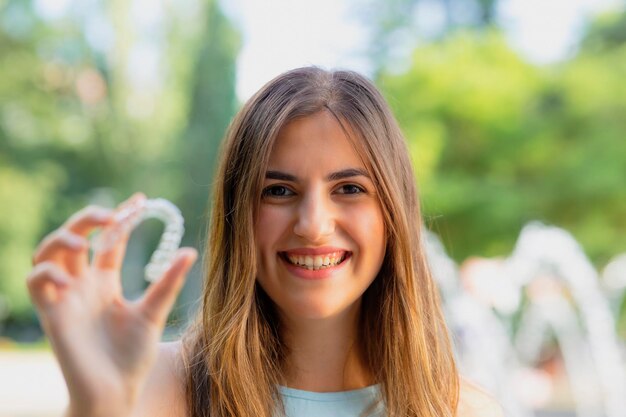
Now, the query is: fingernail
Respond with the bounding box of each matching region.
[128,192,147,202]
[93,209,114,221]
[181,248,198,263]
[68,235,88,249]
[51,270,71,285]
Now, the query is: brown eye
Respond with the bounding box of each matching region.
[262,185,295,198]
[336,184,365,195]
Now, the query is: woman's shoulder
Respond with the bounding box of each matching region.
[131,341,187,417]
[456,377,504,417]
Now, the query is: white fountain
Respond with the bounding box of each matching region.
[425,222,626,417]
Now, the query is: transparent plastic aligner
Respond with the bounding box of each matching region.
[91,198,185,282]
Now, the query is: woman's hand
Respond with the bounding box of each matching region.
[27,193,197,417]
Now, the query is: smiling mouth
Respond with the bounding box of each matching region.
[280,251,351,270]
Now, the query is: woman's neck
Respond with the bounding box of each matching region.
[279,302,374,392]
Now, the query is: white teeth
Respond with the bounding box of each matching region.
[285,251,346,270]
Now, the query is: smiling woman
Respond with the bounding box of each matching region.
[27,66,503,417]
[179,67,502,417]
[255,111,386,322]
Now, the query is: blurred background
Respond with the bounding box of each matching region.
[1,0,625,415]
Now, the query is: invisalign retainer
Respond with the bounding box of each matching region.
[91,197,185,282]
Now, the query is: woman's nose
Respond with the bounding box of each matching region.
[293,193,335,242]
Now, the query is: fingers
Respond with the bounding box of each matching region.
[32,229,90,267]
[63,205,116,236]
[64,205,118,276]
[27,262,72,310]
[32,193,145,279]
[137,248,198,326]
[92,193,147,272]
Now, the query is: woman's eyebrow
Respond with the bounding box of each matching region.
[326,168,370,181]
[265,171,297,181]
[265,168,370,182]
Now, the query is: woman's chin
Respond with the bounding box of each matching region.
[280,299,361,322]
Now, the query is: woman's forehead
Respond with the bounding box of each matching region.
[268,111,368,170]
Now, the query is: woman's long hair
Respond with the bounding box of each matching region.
[182,66,459,417]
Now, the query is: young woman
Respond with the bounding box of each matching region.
[28,67,504,417]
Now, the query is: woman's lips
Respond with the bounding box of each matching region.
[281,246,349,256]
[279,248,352,279]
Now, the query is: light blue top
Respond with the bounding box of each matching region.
[278,384,384,417]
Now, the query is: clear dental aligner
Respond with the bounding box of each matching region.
[91,198,185,282]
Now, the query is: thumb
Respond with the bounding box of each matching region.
[138,247,198,326]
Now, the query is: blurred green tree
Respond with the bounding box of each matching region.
[355,0,502,75]
[378,29,626,266]
[581,10,626,52]
[176,0,240,250]
[0,0,239,332]
[172,1,240,318]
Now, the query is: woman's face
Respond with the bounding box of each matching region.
[254,110,386,320]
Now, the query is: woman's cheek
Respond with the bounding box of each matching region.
[345,202,385,234]
[256,205,291,257]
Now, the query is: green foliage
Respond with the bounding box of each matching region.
[355,0,503,75]
[177,1,241,250]
[379,29,626,265]
[0,165,60,318]
[0,0,239,327]
[581,10,626,52]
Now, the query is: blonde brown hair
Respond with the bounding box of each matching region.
[183,66,459,417]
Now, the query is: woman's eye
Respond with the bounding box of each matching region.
[336,184,365,195]
[262,185,294,198]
